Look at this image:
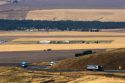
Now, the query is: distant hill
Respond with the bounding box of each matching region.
[52,48,125,70]
[0,0,125,20]
[1,0,125,9]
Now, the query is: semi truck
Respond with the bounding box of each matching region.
[87,65,103,71]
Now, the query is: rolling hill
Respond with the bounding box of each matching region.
[1,0,125,9]
[52,48,125,70]
[0,0,125,20]
[26,9,125,21]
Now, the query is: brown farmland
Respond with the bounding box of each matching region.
[0,31,125,52]
[26,9,125,21]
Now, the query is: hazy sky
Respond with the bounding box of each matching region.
[1,0,125,9]
[19,0,125,8]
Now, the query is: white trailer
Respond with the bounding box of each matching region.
[0,40,6,44]
[63,40,70,43]
[39,40,51,44]
[49,61,56,66]
[87,65,103,71]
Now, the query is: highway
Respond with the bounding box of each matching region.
[0,63,125,73]
[25,65,125,73]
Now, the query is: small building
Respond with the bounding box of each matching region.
[49,61,56,66]
[63,40,70,44]
[89,29,100,32]
[0,40,6,44]
[39,40,51,44]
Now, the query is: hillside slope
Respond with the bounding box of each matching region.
[52,48,125,70]
[68,75,125,83]
[26,9,125,21]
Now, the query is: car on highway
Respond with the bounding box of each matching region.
[20,61,29,68]
[49,61,56,66]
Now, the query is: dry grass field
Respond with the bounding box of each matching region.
[0,44,125,52]
[0,67,124,83]
[1,31,125,36]
[68,75,125,83]
[26,9,125,21]
[0,67,76,83]
[0,31,125,52]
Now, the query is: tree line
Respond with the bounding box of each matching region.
[0,19,125,30]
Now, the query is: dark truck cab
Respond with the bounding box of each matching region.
[75,50,94,57]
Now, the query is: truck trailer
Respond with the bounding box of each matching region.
[87,65,103,71]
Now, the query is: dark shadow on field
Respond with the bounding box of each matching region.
[0,49,105,64]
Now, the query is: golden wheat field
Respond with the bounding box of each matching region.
[12,37,124,43]
[26,9,125,21]
[0,44,125,52]
[0,31,125,52]
[0,31,125,36]
[68,75,125,83]
[0,67,124,83]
